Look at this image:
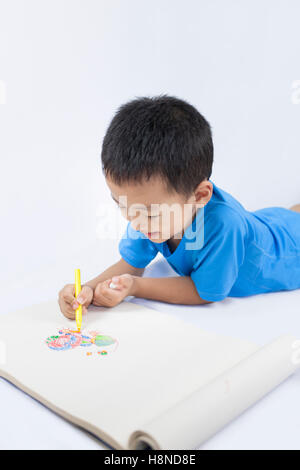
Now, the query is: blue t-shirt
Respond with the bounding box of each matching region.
[118,179,300,301]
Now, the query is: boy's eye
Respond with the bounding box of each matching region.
[114,199,160,218]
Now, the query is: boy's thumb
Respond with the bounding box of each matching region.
[76,286,91,305]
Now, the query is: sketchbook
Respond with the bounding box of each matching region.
[0,300,299,450]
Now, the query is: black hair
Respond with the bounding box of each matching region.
[101,94,213,198]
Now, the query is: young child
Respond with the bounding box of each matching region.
[58,95,300,319]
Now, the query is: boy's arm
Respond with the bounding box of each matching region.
[84,258,145,291]
[130,275,213,305]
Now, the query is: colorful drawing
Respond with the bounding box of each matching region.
[45,328,118,356]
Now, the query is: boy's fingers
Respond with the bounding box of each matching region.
[76,286,92,305]
[63,301,84,319]
[100,287,114,301]
[72,287,93,310]
[105,279,121,294]
[112,275,131,290]
[64,293,76,304]
[65,303,76,317]
[95,281,114,301]
[97,289,118,307]
[111,276,122,287]
[58,298,75,319]
[64,311,76,320]
[110,277,127,290]
[64,284,76,295]
[93,290,110,306]
[59,285,76,304]
[96,279,111,292]
[105,279,115,289]
[82,305,88,316]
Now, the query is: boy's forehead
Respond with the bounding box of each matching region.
[105,175,181,206]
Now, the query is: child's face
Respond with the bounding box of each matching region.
[105,174,212,243]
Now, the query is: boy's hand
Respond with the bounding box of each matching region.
[58,284,94,319]
[93,274,135,308]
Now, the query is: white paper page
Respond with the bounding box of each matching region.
[129,334,300,449]
[0,300,262,449]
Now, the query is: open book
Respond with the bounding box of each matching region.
[0,300,299,450]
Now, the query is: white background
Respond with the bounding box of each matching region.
[0,0,299,450]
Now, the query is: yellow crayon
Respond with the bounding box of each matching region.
[75,268,82,333]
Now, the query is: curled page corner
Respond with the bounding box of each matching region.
[129,334,300,450]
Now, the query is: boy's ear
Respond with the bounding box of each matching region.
[193,180,213,207]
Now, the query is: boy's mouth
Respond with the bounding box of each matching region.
[147,232,160,238]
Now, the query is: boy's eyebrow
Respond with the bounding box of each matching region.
[110,193,153,210]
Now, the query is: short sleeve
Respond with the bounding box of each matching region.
[118,222,158,268]
[190,208,247,301]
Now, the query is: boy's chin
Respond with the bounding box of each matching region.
[148,237,164,243]
[146,233,171,243]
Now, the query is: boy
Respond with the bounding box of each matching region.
[58,95,300,319]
